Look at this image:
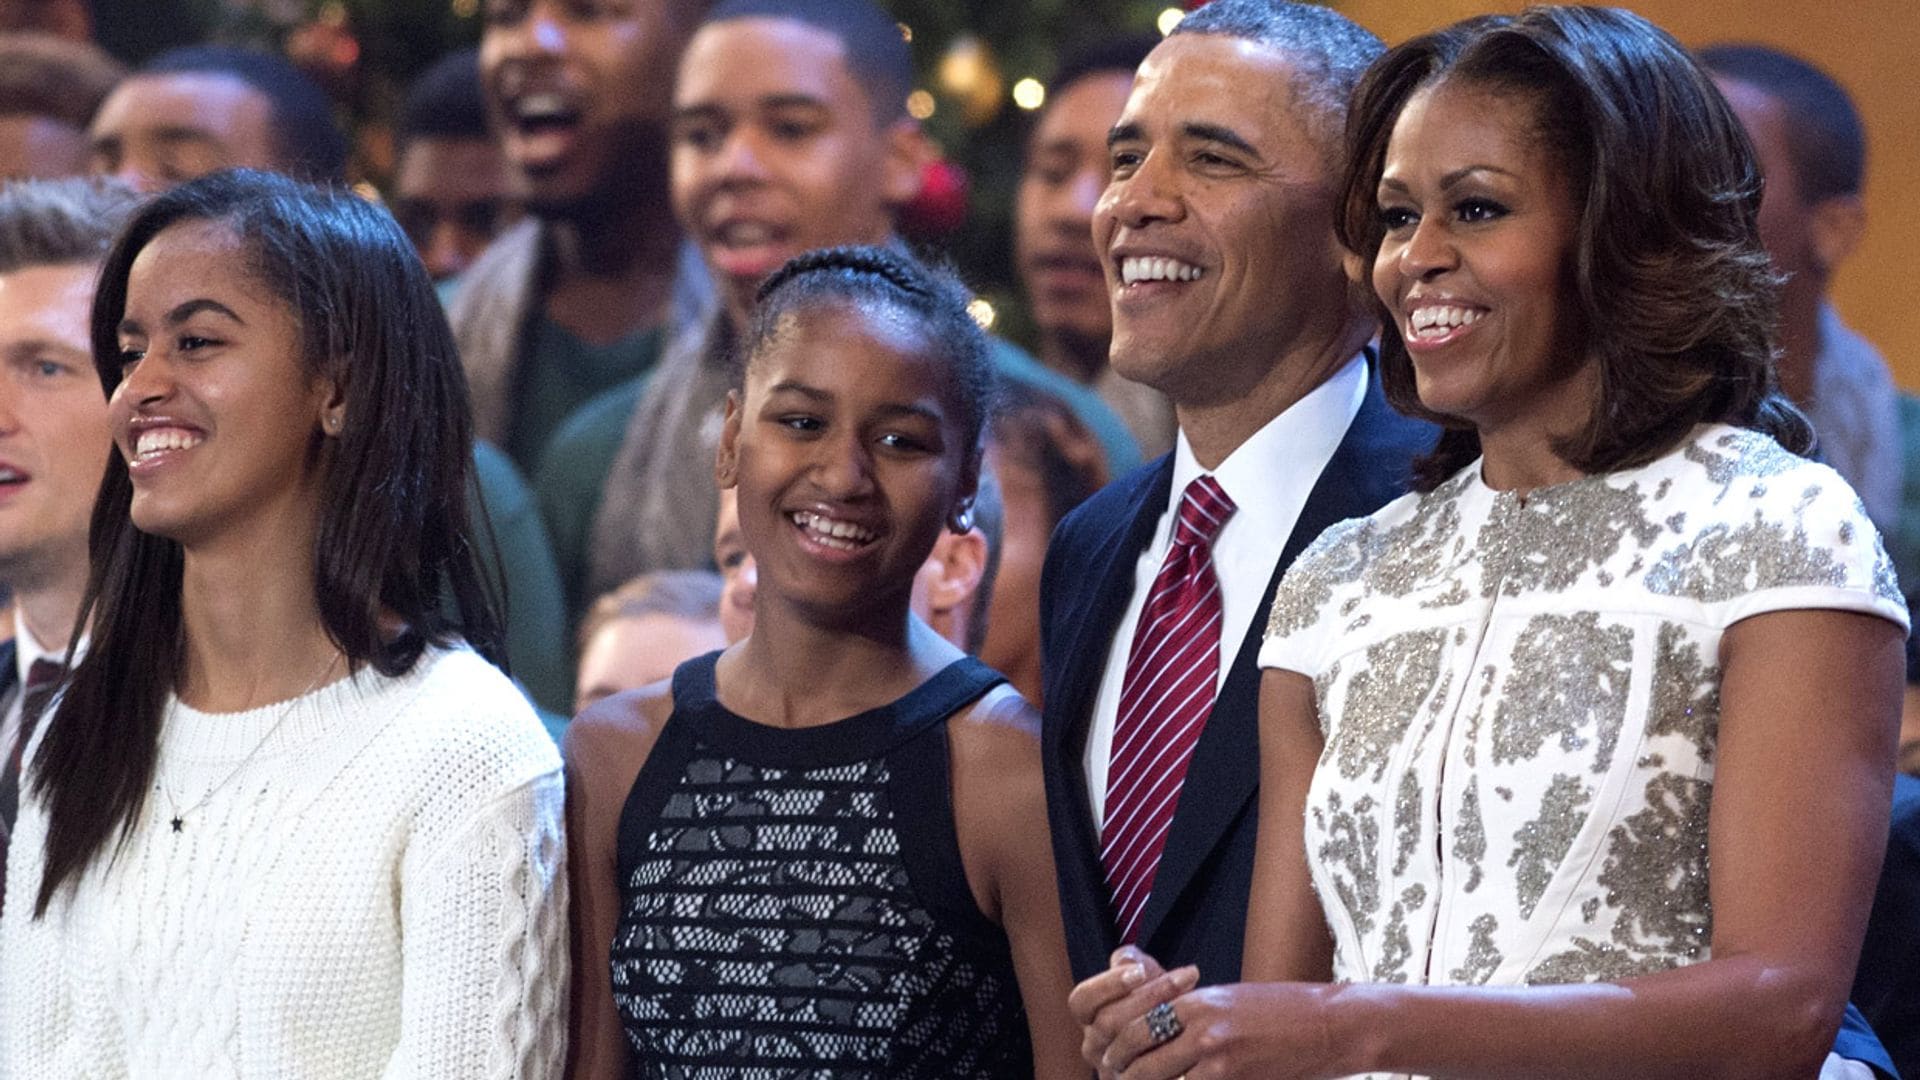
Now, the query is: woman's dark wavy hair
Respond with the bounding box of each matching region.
[742,244,999,471]
[1336,5,1811,491]
[31,169,503,916]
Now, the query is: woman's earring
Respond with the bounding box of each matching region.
[324,414,342,434]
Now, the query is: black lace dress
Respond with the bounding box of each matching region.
[610,652,1035,1078]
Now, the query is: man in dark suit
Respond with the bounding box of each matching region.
[0,179,142,906]
[1037,0,1429,988]
[1042,4,1904,1073]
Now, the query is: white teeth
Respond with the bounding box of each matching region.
[1119,255,1203,285]
[0,468,21,482]
[133,428,203,460]
[788,511,876,549]
[514,92,574,121]
[1408,304,1483,336]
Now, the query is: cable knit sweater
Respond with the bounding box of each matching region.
[0,645,567,1079]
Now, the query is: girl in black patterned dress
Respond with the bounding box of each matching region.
[565,246,1081,1079]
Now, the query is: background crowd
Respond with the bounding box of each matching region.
[0,0,1914,1077]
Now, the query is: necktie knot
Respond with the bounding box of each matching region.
[25,659,65,696]
[1172,474,1235,550]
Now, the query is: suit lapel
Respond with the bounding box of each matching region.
[1045,458,1172,967]
[1047,457,1173,775]
[1135,366,1423,947]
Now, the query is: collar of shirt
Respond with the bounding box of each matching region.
[1164,351,1368,652]
[13,607,88,688]
[1082,352,1368,824]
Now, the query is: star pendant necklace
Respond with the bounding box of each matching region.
[161,656,341,834]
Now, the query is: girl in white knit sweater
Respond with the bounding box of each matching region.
[0,170,567,1078]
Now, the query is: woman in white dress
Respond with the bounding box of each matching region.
[1070,8,1905,1078]
[0,169,566,1078]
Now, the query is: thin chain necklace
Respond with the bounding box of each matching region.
[160,656,341,834]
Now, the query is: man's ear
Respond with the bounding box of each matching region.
[1809,194,1865,277]
[714,390,744,489]
[881,118,931,208]
[924,527,988,615]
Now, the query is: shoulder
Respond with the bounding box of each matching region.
[946,684,1046,825]
[1051,455,1165,547]
[564,678,675,794]
[1642,426,1904,614]
[947,683,1040,762]
[1267,481,1451,639]
[371,646,562,800]
[442,218,544,320]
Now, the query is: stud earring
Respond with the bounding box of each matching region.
[325,415,342,433]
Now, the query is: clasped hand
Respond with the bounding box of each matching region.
[1066,946,1342,1080]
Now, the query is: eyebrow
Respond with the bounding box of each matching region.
[765,381,945,423]
[2,340,88,362]
[118,297,247,337]
[675,94,830,122]
[1379,164,1520,194]
[93,126,221,152]
[1107,120,1260,160]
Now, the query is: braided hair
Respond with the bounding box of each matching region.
[743,245,998,460]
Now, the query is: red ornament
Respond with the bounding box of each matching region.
[1184,0,1211,9]
[898,158,969,240]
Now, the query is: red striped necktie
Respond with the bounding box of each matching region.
[1101,473,1236,943]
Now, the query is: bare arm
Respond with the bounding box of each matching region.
[1099,608,1903,1080]
[1242,669,1335,984]
[950,686,1085,1080]
[562,690,668,1080]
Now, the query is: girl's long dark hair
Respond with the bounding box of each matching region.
[31,169,504,916]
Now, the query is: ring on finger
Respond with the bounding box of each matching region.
[1146,1001,1184,1045]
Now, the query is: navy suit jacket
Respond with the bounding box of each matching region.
[1847,772,1920,1079]
[1038,362,1435,984]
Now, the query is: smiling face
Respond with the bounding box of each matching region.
[1371,79,1591,441]
[671,17,916,329]
[480,0,693,211]
[0,262,113,592]
[88,73,279,193]
[108,220,337,549]
[1095,34,1353,405]
[1016,69,1133,374]
[716,300,969,622]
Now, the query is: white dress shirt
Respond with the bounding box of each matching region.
[0,609,78,758]
[1082,353,1367,825]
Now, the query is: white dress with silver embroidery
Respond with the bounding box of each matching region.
[1258,425,1906,1076]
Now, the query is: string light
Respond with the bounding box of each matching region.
[1012,77,1046,111]
[1157,7,1186,35]
[898,22,912,43]
[967,298,997,329]
[907,90,937,120]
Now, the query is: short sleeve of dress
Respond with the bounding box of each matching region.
[1643,445,1909,635]
[1258,515,1376,679]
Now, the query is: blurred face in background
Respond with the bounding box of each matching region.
[392,134,523,280]
[670,16,918,328]
[0,114,90,181]
[480,0,698,213]
[575,609,726,710]
[0,260,113,603]
[89,72,279,192]
[1016,69,1133,381]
